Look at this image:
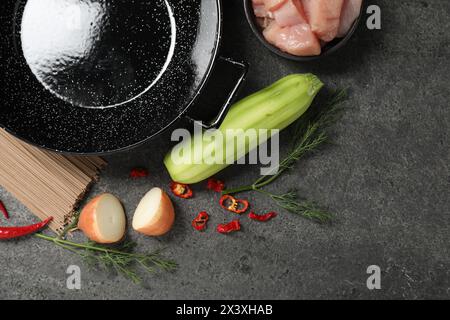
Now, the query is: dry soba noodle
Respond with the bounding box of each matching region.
[0,129,106,233]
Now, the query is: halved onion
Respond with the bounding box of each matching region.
[132,188,175,236]
[78,193,126,244]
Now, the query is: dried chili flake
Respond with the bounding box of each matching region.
[207,179,225,193]
[219,195,249,214]
[129,168,149,179]
[170,182,194,199]
[0,200,9,220]
[249,211,277,222]
[217,220,241,234]
[192,211,209,232]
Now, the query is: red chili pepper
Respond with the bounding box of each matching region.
[192,211,209,231]
[130,168,149,179]
[217,220,241,234]
[0,200,9,219]
[207,179,225,193]
[219,195,249,214]
[0,217,53,240]
[170,182,194,199]
[249,211,277,222]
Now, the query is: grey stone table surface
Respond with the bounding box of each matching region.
[0,0,449,300]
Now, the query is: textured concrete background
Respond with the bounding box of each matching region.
[0,0,449,300]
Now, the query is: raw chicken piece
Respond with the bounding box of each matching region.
[252,0,270,18]
[265,0,288,12]
[253,4,268,17]
[337,0,362,38]
[262,20,282,44]
[302,0,345,42]
[273,0,308,27]
[263,21,321,56]
[252,0,274,19]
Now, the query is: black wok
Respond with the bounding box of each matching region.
[0,0,247,154]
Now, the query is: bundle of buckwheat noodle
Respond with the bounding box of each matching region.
[0,129,106,233]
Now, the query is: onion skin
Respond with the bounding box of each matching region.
[78,194,125,244]
[132,189,175,237]
[78,194,103,242]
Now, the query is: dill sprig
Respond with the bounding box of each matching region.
[34,233,177,284]
[222,90,348,223]
[58,211,80,239]
[270,190,332,223]
[255,188,332,223]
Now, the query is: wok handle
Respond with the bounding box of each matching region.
[186,56,248,129]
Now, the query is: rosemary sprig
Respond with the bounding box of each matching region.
[35,233,177,284]
[222,90,348,223]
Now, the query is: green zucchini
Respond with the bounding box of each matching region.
[164,74,323,184]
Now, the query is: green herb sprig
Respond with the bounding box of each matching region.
[58,211,80,239]
[223,90,348,223]
[269,190,332,223]
[35,233,177,284]
[35,212,176,284]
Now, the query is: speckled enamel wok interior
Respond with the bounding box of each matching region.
[0,0,222,154]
